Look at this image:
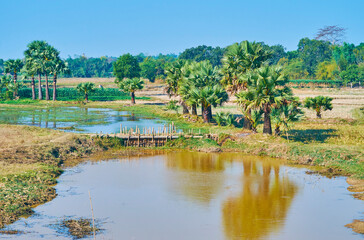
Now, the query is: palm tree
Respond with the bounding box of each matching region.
[118,78,144,104]
[236,66,291,134]
[4,59,24,97]
[49,57,69,101]
[76,82,96,102]
[23,56,38,100]
[221,41,272,94]
[271,99,303,138]
[24,40,49,100]
[191,85,228,123]
[303,96,333,118]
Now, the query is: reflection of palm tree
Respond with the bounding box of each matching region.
[223,159,298,240]
[165,152,225,204]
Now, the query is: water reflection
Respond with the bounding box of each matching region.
[222,158,298,240]
[0,106,171,134]
[166,152,226,204]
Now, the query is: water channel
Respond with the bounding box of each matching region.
[2,152,363,240]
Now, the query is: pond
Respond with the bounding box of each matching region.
[2,152,363,240]
[0,106,172,134]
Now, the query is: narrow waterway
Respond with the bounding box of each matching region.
[0,106,171,133]
[2,152,363,240]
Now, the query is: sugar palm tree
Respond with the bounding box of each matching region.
[236,66,290,134]
[303,96,333,118]
[4,59,24,97]
[24,40,48,100]
[49,57,69,101]
[76,82,96,102]
[191,85,228,123]
[23,56,38,100]
[164,60,185,98]
[118,77,144,104]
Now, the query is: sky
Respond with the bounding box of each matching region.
[0,0,363,60]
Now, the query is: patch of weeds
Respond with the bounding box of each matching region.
[59,218,101,239]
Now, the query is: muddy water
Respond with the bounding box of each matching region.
[0,106,171,133]
[3,152,363,240]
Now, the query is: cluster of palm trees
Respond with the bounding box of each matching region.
[165,60,228,123]
[2,40,68,101]
[165,41,304,135]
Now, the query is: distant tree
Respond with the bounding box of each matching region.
[0,59,4,74]
[4,59,24,97]
[297,38,332,76]
[304,96,333,118]
[118,77,144,104]
[76,82,96,102]
[315,60,339,80]
[140,57,157,82]
[333,43,357,71]
[179,45,225,67]
[315,25,346,45]
[339,64,364,87]
[113,54,141,83]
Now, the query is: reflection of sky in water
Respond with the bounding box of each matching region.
[2,153,363,240]
[0,107,176,134]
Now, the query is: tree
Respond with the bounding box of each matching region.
[297,38,332,76]
[49,58,69,101]
[304,96,333,118]
[339,64,364,87]
[164,60,185,98]
[76,82,96,102]
[4,59,24,97]
[271,99,303,138]
[236,66,291,134]
[315,60,339,80]
[179,45,225,67]
[140,57,157,82]
[118,78,144,104]
[24,40,49,100]
[315,25,346,45]
[113,54,141,83]
[23,55,38,100]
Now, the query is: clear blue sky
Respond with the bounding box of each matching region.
[0,0,363,59]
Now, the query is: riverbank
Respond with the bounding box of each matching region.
[0,125,123,228]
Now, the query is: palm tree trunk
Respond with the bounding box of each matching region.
[243,109,252,130]
[207,105,212,122]
[13,72,17,98]
[31,76,36,100]
[85,93,88,102]
[263,104,272,134]
[181,101,189,114]
[316,108,322,118]
[192,104,197,115]
[38,73,42,100]
[45,73,50,100]
[53,74,57,101]
[131,92,135,104]
[274,126,280,136]
[202,104,210,123]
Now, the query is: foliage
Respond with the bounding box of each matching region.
[315,60,339,80]
[76,82,96,102]
[178,45,225,67]
[214,112,235,126]
[140,57,158,82]
[65,55,114,78]
[167,100,179,114]
[113,54,141,83]
[339,64,364,86]
[304,96,333,118]
[118,77,144,104]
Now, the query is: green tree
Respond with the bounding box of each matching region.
[304,96,333,118]
[76,82,96,102]
[113,54,141,83]
[49,57,69,101]
[24,40,49,100]
[236,66,291,134]
[179,45,225,67]
[140,57,157,82]
[297,38,332,76]
[315,60,339,80]
[118,78,144,104]
[4,59,24,97]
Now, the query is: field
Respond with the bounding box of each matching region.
[0,79,364,231]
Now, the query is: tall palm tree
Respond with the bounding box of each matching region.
[49,57,69,101]
[23,56,38,100]
[236,66,291,134]
[24,40,48,100]
[191,85,228,123]
[4,59,24,97]
[118,78,144,104]
[76,82,96,102]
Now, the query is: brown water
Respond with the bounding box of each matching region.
[3,152,363,240]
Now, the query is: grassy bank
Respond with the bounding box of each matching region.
[118,104,364,179]
[0,125,122,228]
